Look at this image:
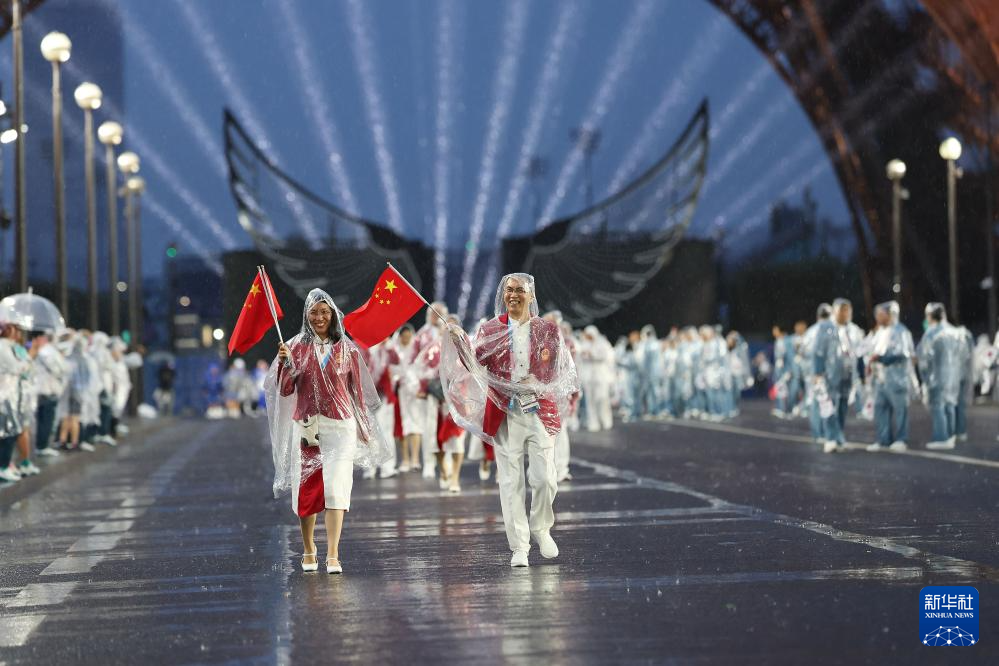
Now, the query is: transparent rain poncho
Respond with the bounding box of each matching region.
[917,303,963,406]
[264,288,392,498]
[441,273,579,445]
[868,301,917,397]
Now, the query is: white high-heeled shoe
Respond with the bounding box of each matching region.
[326,557,343,575]
[301,551,319,572]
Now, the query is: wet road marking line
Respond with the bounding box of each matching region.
[3,582,78,609]
[659,419,999,470]
[574,458,999,582]
[68,534,126,552]
[352,481,636,502]
[106,507,147,521]
[587,567,926,589]
[40,555,106,576]
[0,614,46,647]
[90,520,135,534]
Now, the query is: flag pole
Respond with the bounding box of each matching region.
[257,265,285,344]
[386,261,449,325]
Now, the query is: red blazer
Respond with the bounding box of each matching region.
[278,340,366,425]
[475,314,562,437]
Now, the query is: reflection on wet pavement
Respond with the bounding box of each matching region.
[0,412,997,663]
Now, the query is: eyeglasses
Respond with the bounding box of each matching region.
[504,287,528,295]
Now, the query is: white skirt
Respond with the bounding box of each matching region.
[291,414,358,514]
[399,387,426,436]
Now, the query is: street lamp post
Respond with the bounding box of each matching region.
[117,151,140,342]
[885,159,908,296]
[12,0,27,292]
[41,31,71,317]
[939,137,963,322]
[74,82,102,330]
[98,120,122,335]
[130,176,145,346]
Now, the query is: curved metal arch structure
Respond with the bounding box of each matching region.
[223,109,429,310]
[225,101,709,326]
[504,99,710,325]
[707,0,999,313]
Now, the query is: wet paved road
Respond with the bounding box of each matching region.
[1,401,997,664]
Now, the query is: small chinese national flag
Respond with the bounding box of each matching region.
[344,265,425,347]
[228,271,284,355]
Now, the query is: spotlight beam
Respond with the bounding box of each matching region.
[115,3,229,181]
[177,2,323,247]
[23,73,224,273]
[455,0,531,317]
[535,0,661,229]
[430,0,460,301]
[24,18,239,250]
[470,1,585,321]
[606,14,728,194]
[277,2,361,223]
[344,0,406,234]
[144,195,225,274]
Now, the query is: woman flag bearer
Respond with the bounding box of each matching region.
[265,288,392,574]
[442,273,579,567]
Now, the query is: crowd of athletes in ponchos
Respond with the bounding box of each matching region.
[301,304,757,495]
[0,317,142,485]
[766,298,991,453]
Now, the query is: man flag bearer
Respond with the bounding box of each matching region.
[442,273,579,567]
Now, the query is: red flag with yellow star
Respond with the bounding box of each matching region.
[344,265,426,347]
[228,272,284,355]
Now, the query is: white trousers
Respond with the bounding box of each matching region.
[554,428,570,479]
[399,387,425,436]
[421,396,440,474]
[291,415,357,513]
[584,380,613,431]
[376,403,396,475]
[442,434,465,455]
[494,409,557,553]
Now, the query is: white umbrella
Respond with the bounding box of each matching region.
[0,293,66,334]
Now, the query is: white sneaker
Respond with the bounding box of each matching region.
[510,551,529,568]
[889,441,908,451]
[438,476,449,491]
[397,463,410,473]
[478,465,490,481]
[822,440,840,454]
[448,481,461,494]
[37,448,61,458]
[422,468,436,480]
[362,468,376,480]
[18,461,41,476]
[533,532,559,559]
[0,467,21,483]
[117,424,130,435]
[380,468,398,479]
[865,443,884,452]
[105,437,118,447]
[926,439,955,450]
[79,442,96,452]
